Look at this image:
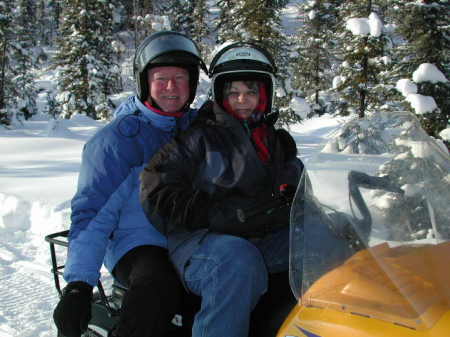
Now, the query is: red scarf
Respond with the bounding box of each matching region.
[144,101,184,117]
[223,84,271,162]
[251,124,270,162]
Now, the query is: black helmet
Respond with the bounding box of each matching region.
[133,31,207,104]
[209,42,277,114]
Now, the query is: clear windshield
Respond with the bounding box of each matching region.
[290,112,450,330]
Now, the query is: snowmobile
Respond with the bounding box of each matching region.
[46,113,450,337]
[278,114,450,336]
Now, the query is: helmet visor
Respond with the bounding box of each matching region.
[135,33,203,71]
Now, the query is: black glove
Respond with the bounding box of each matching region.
[53,281,93,337]
[209,192,291,238]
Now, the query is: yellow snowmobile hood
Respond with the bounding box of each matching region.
[278,241,450,337]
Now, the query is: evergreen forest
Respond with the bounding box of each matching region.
[0,0,449,145]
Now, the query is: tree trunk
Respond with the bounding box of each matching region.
[0,40,7,110]
[359,89,366,119]
[314,53,320,105]
[359,42,369,118]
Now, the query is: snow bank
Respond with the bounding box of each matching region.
[70,113,96,123]
[413,63,448,84]
[45,119,76,137]
[0,193,31,232]
[0,193,69,235]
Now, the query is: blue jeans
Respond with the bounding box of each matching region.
[183,228,290,337]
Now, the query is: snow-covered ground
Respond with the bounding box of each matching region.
[0,115,105,337]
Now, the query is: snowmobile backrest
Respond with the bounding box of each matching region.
[45,230,117,317]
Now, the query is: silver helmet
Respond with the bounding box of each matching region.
[133,31,207,104]
[209,42,277,114]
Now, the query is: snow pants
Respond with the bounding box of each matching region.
[112,245,183,337]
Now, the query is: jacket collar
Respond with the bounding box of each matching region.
[134,96,194,133]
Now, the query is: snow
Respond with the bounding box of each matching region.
[290,96,311,119]
[405,93,438,114]
[332,75,343,89]
[280,2,303,35]
[346,13,384,37]
[396,139,435,159]
[346,18,370,36]
[380,56,391,65]
[396,78,418,97]
[412,63,448,84]
[368,12,383,37]
[440,128,450,141]
[151,15,171,31]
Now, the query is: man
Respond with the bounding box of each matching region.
[53,31,206,337]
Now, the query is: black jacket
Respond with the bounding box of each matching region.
[140,100,303,239]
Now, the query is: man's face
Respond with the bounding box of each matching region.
[148,66,190,113]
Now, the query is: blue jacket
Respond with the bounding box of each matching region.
[64,96,198,286]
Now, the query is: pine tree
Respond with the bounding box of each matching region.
[14,0,38,120]
[17,0,36,46]
[390,0,450,139]
[167,0,195,37]
[333,0,390,118]
[292,0,341,115]
[0,0,37,124]
[215,0,241,44]
[54,0,121,119]
[132,0,154,48]
[267,0,290,8]
[48,0,62,40]
[37,0,59,46]
[192,0,211,57]
[0,0,14,125]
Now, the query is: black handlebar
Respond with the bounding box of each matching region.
[348,171,403,193]
[347,171,403,244]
